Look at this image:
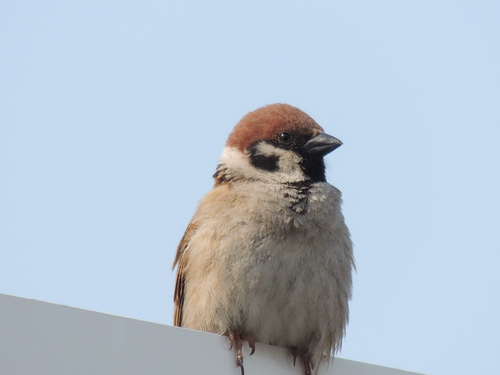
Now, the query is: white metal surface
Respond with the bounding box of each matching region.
[0,293,425,375]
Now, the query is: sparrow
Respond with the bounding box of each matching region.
[172,103,354,375]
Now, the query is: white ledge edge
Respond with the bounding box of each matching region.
[0,293,426,375]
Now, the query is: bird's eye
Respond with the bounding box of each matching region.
[277,132,292,144]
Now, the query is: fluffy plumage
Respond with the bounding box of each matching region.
[173,103,354,375]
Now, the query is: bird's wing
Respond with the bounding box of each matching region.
[172,221,198,327]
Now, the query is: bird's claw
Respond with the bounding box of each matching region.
[302,352,313,375]
[290,348,313,375]
[240,332,255,355]
[291,347,299,366]
[228,331,256,375]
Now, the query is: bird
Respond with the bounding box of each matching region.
[172,103,354,375]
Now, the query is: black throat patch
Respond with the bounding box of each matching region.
[299,154,326,183]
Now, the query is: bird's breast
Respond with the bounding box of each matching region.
[182,181,352,350]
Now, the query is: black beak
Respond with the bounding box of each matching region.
[303,133,343,156]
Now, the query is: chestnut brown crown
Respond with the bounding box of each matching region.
[226,103,325,152]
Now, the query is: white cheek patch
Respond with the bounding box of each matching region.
[254,142,303,175]
[219,146,307,183]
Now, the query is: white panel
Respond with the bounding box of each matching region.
[0,294,425,375]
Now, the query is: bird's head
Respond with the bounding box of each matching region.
[214,103,342,185]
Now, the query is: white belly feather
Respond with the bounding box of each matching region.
[181,181,353,364]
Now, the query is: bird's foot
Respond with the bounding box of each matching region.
[302,353,314,375]
[291,347,299,366]
[227,331,255,375]
[290,347,313,375]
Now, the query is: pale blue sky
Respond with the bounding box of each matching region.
[1,2,499,375]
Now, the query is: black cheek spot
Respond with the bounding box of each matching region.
[250,153,279,172]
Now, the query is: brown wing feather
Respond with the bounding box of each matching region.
[172,221,198,327]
